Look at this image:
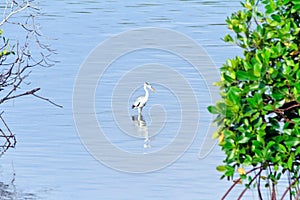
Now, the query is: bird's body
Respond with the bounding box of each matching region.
[132,82,156,115]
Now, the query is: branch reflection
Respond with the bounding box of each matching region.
[0,170,37,199]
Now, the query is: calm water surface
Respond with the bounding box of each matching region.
[0,1,247,199]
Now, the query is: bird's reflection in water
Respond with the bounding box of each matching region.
[131,114,153,148]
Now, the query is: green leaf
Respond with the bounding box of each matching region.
[248,98,257,109]
[278,144,287,153]
[253,63,262,77]
[284,138,300,148]
[292,4,300,13]
[271,14,281,22]
[223,73,235,83]
[236,70,250,81]
[238,136,250,144]
[248,93,262,109]
[224,34,233,43]
[254,92,262,105]
[265,0,276,14]
[264,104,274,111]
[266,141,276,149]
[253,117,263,128]
[216,165,226,172]
[243,60,252,70]
[271,91,285,101]
[296,146,300,155]
[292,118,300,124]
[224,165,235,177]
[227,87,241,105]
[243,154,252,166]
[212,129,220,139]
[216,102,226,114]
[287,153,294,170]
[208,105,219,114]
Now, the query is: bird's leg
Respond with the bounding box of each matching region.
[138,107,142,115]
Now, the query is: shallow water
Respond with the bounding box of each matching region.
[0,1,248,199]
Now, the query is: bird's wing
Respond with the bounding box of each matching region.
[132,96,144,109]
[132,96,141,108]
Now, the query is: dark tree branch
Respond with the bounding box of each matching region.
[32,93,63,108]
[280,175,300,200]
[275,102,300,114]
[0,0,60,155]
[0,112,16,156]
[237,168,263,200]
[2,87,40,101]
[221,166,263,200]
[257,172,263,200]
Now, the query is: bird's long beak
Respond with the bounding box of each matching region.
[151,86,157,93]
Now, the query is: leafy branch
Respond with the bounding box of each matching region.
[209,0,300,199]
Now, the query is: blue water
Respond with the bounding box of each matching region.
[0,1,246,199]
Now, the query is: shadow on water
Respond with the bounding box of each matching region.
[0,173,37,200]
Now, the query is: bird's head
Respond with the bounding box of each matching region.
[144,82,156,93]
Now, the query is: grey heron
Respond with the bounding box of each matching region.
[132,82,156,115]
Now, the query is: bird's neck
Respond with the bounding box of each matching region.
[144,86,149,100]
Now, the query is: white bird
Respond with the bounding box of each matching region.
[132,82,156,115]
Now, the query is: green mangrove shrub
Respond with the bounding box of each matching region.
[208,0,300,199]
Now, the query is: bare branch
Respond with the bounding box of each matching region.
[32,93,63,108]
[0,73,30,104]
[1,87,40,102]
[0,112,16,156]
[237,168,263,200]
[0,112,14,139]
[0,0,59,154]
[0,1,31,27]
[221,166,263,200]
[281,175,300,200]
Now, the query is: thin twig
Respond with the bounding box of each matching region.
[32,93,63,108]
[0,112,13,137]
[0,1,30,26]
[2,87,40,102]
[0,112,16,151]
[0,73,29,104]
